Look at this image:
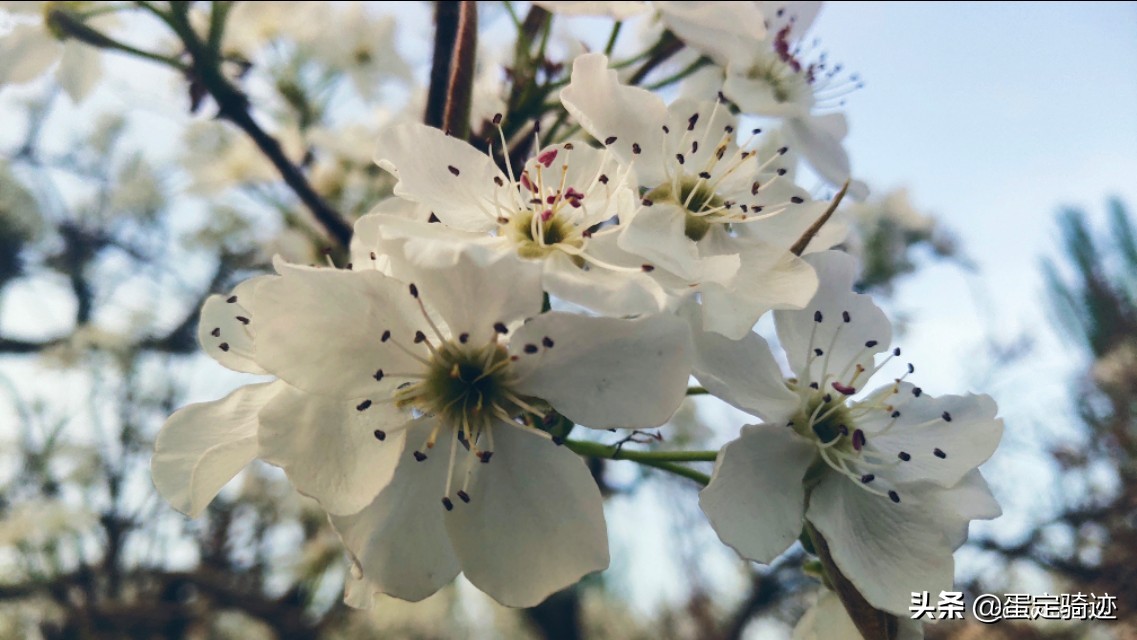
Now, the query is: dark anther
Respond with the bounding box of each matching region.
[374,368,384,381]
[662,125,670,133]
[414,451,428,462]
[211,327,221,337]
[675,153,685,165]
[479,451,493,463]
[373,429,386,441]
[860,474,875,484]
[814,348,824,356]
[687,113,699,130]
[598,174,609,184]
[226,295,238,303]
[809,382,819,389]
[898,451,911,461]
[457,490,471,503]
[494,322,508,334]
[888,490,901,503]
[236,316,250,325]
[493,176,504,186]
[218,343,230,352]
[913,387,923,397]
[356,400,372,411]
[459,333,470,343]
[381,329,392,342]
[934,448,947,459]
[641,264,655,272]
[752,181,761,195]
[523,344,539,354]
[642,198,654,206]
[442,497,454,511]
[409,283,419,298]
[632,143,642,154]
[414,331,428,343]
[448,165,460,176]
[791,196,805,204]
[865,340,878,348]
[604,136,617,145]
[893,347,902,356]
[814,310,823,323]
[907,363,915,374]
[542,336,555,348]
[942,411,953,422]
[891,410,901,419]
[851,429,865,450]
[776,168,787,175]
[493,113,503,124]
[699,171,712,179]
[842,310,851,322]
[777,146,789,155]
[691,140,699,154]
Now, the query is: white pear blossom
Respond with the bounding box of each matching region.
[561,52,824,338]
[248,248,692,607]
[695,251,1003,615]
[374,121,664,316]
[0,3,105,102]
[303,2,410,99]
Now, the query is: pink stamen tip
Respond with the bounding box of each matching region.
[537,149,558,167]
[520,173,533,192]
[541,209,554,222]
[851,429,866,451]
[831,381,856,396]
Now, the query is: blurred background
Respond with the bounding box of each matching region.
[0,1,1135,638]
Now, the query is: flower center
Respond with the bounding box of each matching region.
[505,210,585,260]
[646,177,724,241]
[398,341,517,433]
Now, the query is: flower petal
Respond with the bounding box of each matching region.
[197,277,270,374]
[861,386,1003,488]
[617,202,703,281]
[806,473,955,616]
[775,251,891,386]
[258,384,412,515]
[700,424,815,563]
[699,242,818,339]
[254,263,425,399]
[561,53,669,184]
[655,1,766,63]
[375,122,509,232]
[785,114,853,188]
[512,312,693,429]
[444,423,608,607]
[687,308,799,424]
[152,381,281,517]
[330,418,462,602]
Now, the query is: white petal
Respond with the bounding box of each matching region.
[735,197,850,255]
[400,248,545,346]
[785,114,852,188]
[197,277,269,375]
[655,1,766,63]
[617,203,702,280]
[0,25,60,85]
[930,470,1001,550]
[792,590,927,640]
[375,123,508,232]
[561,53,669,184]
[700,424,815,562]
[542,250,664,317]
[687,307,799,423]
[532,0,648,19]
[349,197,432,268]
[258,384,412,515]
[330,418,462,602]
[512,312,693,429]
[152,381,281,517]
[56,39,101,103]
[806,473,955,616]
[444,423,608,607]
[775,251,891,387]
[861,387,1002,488]
[699,242,818,339]
[255,264,425,398]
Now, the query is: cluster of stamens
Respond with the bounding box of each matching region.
[355,281,558,511]
[790,309,952,505]
[638,100,802,242]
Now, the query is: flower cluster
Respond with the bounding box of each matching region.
[128,2,1006,635]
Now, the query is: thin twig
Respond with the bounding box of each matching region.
[442,1,478,139]
[790,179,850,256]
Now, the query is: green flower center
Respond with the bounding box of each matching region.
[645,177,724,241]
[397,341,518,434]
[505,210,585,262]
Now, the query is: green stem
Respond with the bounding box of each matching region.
[564,439,716,485]
[644,56,711,91]
[603,21,623,56]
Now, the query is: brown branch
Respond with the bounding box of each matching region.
[442,1,478,139]
[790,179,850,256]
[628,31,684,86]
[425,2,461,128]
[165,6,353,248]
